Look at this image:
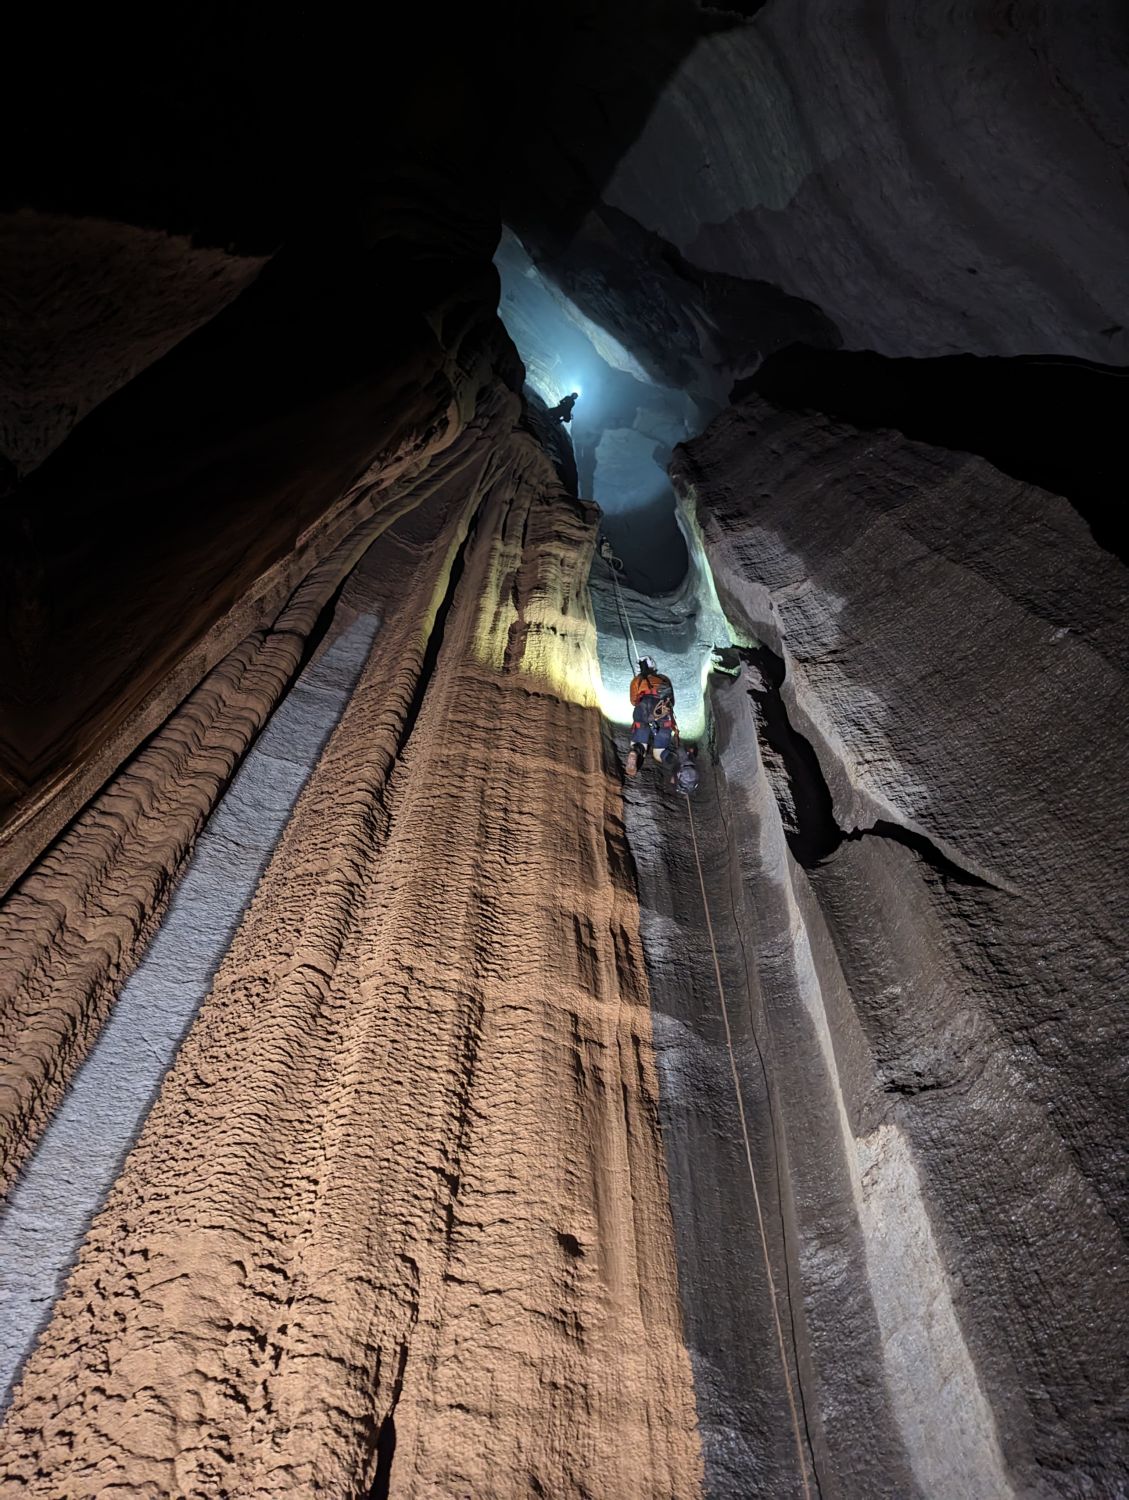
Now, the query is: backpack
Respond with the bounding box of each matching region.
[631,671,674,707]
[673,756,700,796]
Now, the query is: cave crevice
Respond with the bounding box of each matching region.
[742,643,1006,893]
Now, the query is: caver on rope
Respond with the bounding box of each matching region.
[624,656,699,796]
[597,538,700,797]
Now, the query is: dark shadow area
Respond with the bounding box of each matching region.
[366,1414,397,1500]
[365,1331,409,1495]
[745,645,843,867]
[845,822,997,891]
[746,346,1129,563]
[12,4,747,264]
[497,6,759,247]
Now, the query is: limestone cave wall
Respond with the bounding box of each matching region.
[0,378,704,1497]
[663,393,1129,1498]
[1,4,1126,1496]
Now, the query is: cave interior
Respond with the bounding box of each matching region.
[0,5,1127,1498]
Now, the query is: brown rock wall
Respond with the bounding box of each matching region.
[0,243,507,895]
[0,415,702,1498]
[0,437,464,1197]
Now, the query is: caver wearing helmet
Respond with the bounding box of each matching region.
[626,658,677,778]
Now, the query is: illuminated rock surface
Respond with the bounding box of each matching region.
[668,394,1129,1497]
[1,5,1127,1496]
[0,388,702,1497]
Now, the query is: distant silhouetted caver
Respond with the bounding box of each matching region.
[546,391,578,423]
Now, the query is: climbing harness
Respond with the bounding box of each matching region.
[685,793,817,1500]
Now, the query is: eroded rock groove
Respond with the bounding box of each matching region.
[0,612,379,1406]
[0,397,702,1499]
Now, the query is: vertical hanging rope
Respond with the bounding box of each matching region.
[684,794,815,1500]
[604,551,640,671]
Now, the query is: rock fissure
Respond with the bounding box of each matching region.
[744,640,1005,893]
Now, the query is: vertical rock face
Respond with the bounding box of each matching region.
[4,10,1127,1493]
[669,394,1129,1496]
[509,0,1129,396]
[0,242,505,894]
[0,386,703,1499]
[0,416,506,1198]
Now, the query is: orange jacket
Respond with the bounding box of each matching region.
[630,671,673,707]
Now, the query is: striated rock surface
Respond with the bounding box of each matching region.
[0,393,703,1498]
[0,608,379,1400]
[670,394,1129,1496]
[0,393,517,1196]
[0,247,507,895]
[747,345,1129,565]
[5,9,1127,1491]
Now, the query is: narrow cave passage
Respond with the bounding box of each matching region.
[496,229,699,595]
[497,237,821,1494]
[495,224,735,746]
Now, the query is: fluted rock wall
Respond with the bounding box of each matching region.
[0,242,507,896]
[0,387,702,1499]
[0,389,520,1199]
[670,394,1129,1496]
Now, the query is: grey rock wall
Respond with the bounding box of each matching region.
[511,0,1129,401]
[668,393,1129,1496]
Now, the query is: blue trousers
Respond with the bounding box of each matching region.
[632,702,676,762]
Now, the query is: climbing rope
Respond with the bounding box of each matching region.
[601,546,641,672]
[684,794,816,1500]
[600,534,817,1487]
